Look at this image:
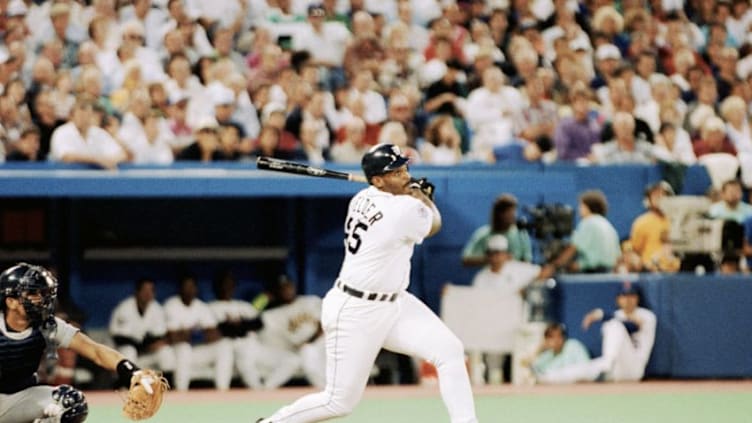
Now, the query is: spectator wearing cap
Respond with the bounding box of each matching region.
[176,116,224,161]
[546,190,620,274]
[591,43,621,92]
[693,116,737,158]
[552,85,603,162]
[470,233,542,384]
[119,20,166,84]
[119,0,168,51]
[628,181,680,272]
[49,99,128,169]
[462,194,533,266]
[208,83,247,139]
[46,2,80,69]
[537,282,657,384]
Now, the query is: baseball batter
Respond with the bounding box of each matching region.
[0,263,157,422]
[259,144,478,423]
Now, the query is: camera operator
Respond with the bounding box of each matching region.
[544,190,621,274]
[626,181,680,273]
[462,194,533,267]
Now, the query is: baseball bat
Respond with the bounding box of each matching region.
[256,156,368,183]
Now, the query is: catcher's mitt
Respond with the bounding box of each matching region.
[122,369,169,420]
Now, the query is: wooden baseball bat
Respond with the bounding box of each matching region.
[256,156,368,183]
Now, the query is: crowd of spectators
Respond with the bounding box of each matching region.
[0,0,751,179]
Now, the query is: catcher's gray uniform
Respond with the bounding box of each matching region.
[0,315,79,422]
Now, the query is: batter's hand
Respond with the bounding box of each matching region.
[409,177,435,201]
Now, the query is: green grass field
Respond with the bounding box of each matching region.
[87,389,752,422]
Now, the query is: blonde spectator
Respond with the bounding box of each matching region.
[720,95,752,154]
[110,61,144,113]
[420,115,462,165]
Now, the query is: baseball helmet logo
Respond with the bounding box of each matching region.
[361,144,409,181]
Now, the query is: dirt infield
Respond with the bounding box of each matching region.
[86,380,752,406]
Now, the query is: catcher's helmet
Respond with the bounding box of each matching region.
[0,262,58,325]
[361,144,409,181]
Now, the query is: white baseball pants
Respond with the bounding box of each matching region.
[262,288,478,423]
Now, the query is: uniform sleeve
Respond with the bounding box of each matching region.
[53,317,80,348]
[400,196,433,243]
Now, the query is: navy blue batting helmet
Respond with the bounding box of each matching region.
[361,144,409,181]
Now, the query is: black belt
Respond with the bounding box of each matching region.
[335,280,398,302]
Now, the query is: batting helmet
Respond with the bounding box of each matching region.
[361,144,409,181]
[0,263,58,326]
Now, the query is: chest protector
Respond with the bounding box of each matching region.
[0,327,46,394]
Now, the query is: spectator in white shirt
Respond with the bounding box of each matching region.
[465,66,523,161]
[653,122,697,165]
[49,99,128,169]
[347,69,387,125]
[120,109,174,164]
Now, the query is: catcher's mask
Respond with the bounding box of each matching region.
[0,262,58,326]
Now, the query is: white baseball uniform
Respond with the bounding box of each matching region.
[109,296,175,372]
[537,307,657,384]
[164,296,233,391]
[260,296,326,388]
[208,299,301,389]
[262,186,478,423]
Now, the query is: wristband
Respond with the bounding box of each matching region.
[117,359,141,386]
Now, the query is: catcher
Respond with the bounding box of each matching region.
[0,263,168,422]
